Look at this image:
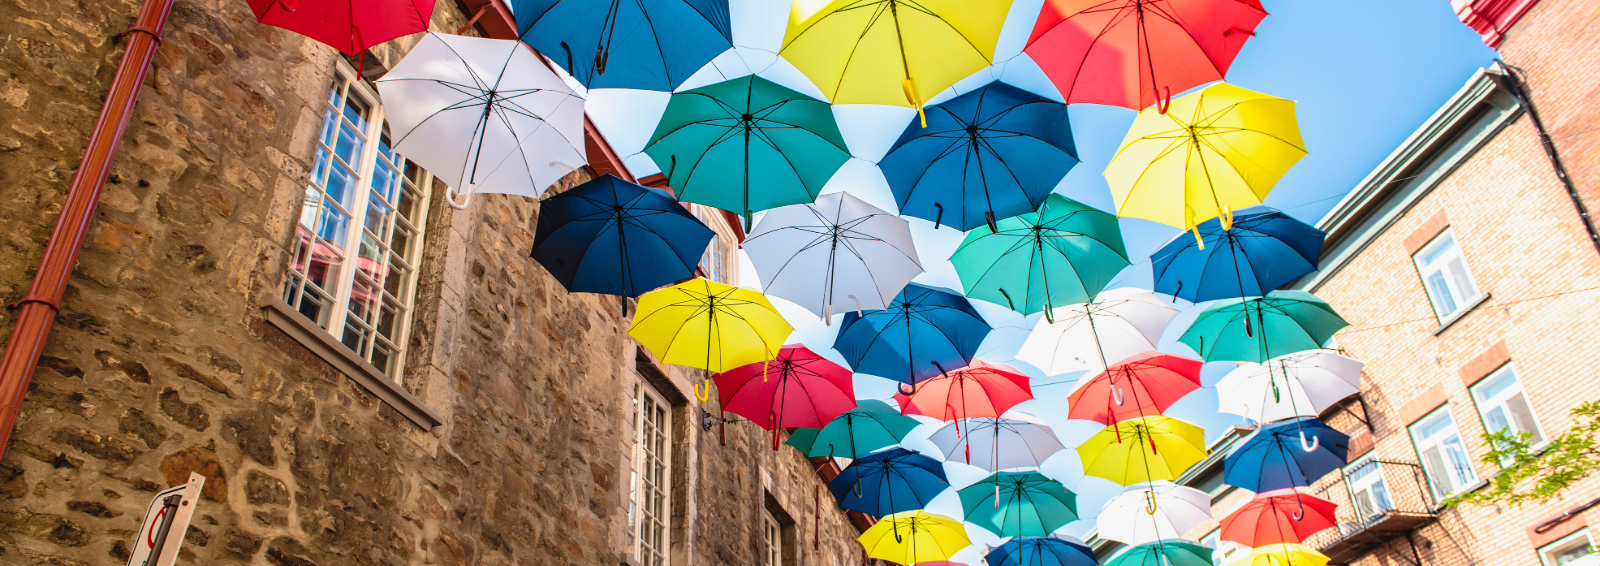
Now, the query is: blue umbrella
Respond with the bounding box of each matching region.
[1224,418,1350,492]
[512,0,732,91]
[531,175,714,297]
[986,536,1097,566]
[833,283,992,386]
[1151,207,1325,303]
[829,447,949,517]
[880,82,1078,232]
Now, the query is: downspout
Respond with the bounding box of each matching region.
[1493,60,1600,256]
[0,0,176,460]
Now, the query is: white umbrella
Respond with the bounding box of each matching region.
[375,33,586,207]
[927,414,1065,472]
[1217,350,1363,423]
[744,192,923,320]
[1015,288,1180,375]
[1097,481,1213,545]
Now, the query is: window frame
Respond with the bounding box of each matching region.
[1411,228,1482,322]
[1342,455,1393,522]
[1468,362,1548,463]
[1408,406,1480,499]
[626,380,673,566]
[1540,529,1597,566]
[1198,528,1241,565]
[694,206,731,284]
[764,510,782,566]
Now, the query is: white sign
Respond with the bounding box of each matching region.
[126,472,205,566]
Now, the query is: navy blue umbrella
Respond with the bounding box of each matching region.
[986,536,1097,566]
[829,447,949,517]
[880,82,1078,232]
[1151,207,1325,303]
[1224,417,1350,492]
[833,283,992,386]
[512,0,732,91]
[531,175,714,297]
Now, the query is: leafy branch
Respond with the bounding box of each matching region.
[1444,401,1600,508]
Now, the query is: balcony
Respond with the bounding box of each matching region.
[1302,459,1440,563]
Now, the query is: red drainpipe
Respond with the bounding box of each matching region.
[0,0,176,460]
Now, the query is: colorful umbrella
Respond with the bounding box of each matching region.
[1224,418,1350,492]
[1025,0,1268,110]
[808,400,921,459]
[787,427,821,454]
[1178,290,1349,363]
[927,415,1066,471]
[959,471,1079,538]
[629,278,792,373]
[951,194,1129,315]
[1217,350,1363,423]
[895,360,1032,423]
[644,74,851,227]
[744,192,923,319]
[1016,288,1179,375]
[1220,488,1339,547]
[1151,207,1325,303]
[880,82,1079,232]
[833,283,992,385]
[1078,416,1207,486]
[1097,481,1213,545]
[511,0,733,91]
[249,0,433,57]
[830,447,950,516]
[985,536,1097,566]
[531,175,713,297]
[714,345,856,449]
[1068,352,1202,425]
[859,511,972,565]
[1239,544,1330,566]
[1105,540,1213,566]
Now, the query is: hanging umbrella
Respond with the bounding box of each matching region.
[1178,290,1348,363]
[858,511,972,565]
[511,0,733,91]
[985,536,1097,566]
[629,278,793,374]
[1239,544,1330,566]
[787,427,821,454]
[833,283,992,385]
[644,74,852,227]
[879,82,1079,232]
[1068,352,1202,425]
[808,400,921,459]
[1024,0,1268,110]
[951,194,1129,315]
[1078,416,1207,486]
[375,33,587,202]
[1104,83,1306,237]
[1224,418,1350,492]
[830,447,950,516]
[927,415,1065,471]
[1105,540,1213,566]
[895,360,1032,422]
[1217,350,1363,423]
[1220,488,1338,547]
[959,471,1079,538]
[714,345,856,449]
[744,192,923,320]
[1151,207,1325,303]
[530,175,714,297]
[1097,481,1213,546]
[249,0,433,57]
[1016,288,1180,375]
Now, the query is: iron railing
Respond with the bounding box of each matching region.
[1302,459,1439,562]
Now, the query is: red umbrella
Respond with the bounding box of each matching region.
[248,0,436,57]
[1025,0,1268,111]
[895,360,1033,423]
[1219,488,1338,547]
[714,345,856,449]
[1068,351,1201,425]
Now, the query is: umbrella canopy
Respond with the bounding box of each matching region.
[928,415,1066,471]
[809,400,921,459]
[1024,0,1268,110]
[1104,83,1306,232]
[1078,416,1207,486]
[895,360,1033,422]
[787,427,821,453]
[1178,290,1349,363]
[375,33,587,200]
[714,345,856,430]
[1220,488,1339,547]
[1097,481,1214,545]
[1151,207,1325,303]
[645,75,852,225]
[1224,418,1350,492]
[1217,350,1363,423]
[531,175,713,297]
[880,82,1079,232]
[859,511,972,565]
[744,192,923,319]
[249,0,434,57]
[511,0,733,91]
[985,536,1097,566]
[1016,288,1180,375]
[1239,544,1330,566]
[959,471,1079,538]
[1105,540,1213,566]
[951,194,1129,315]
[1068,352,1202,425]
[830,447,950,516]
[629,278,793,373]
[833,283,992,385]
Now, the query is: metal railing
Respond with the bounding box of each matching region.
[1302,459,1439,559]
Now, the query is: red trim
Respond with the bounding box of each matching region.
[1453,0,1540,48]
[637,173,746,244]
[810,457,878,532]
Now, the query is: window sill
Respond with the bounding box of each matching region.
[1432,293,1491,336]
[262,297,443,431]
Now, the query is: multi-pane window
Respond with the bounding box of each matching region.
[1541,530,1597,566]
[1198,529,1241,565]
[695,207,729,284]
[1409,407,1479,499]
[1344,457,1393,522]
[626,382,671,566]
[1471,364,1546,462]
[764,511,782,566]
[1413,229,1480,320]
[282,66,433,380]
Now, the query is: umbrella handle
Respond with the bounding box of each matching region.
[1145,490,1158,515]
[847,295,862,317]
[898,382,917,396]
[995,482,1000,510]
[997,288,1016,312]
[901,78,926,128]
[1219,206,1234,231]
[985,211,999,234]
[932,203,944,230]
[1154,86,1172,114]
[1292,500,1306,521]
[1224,27,1258,38]
[694,379,711,402]
[1300,430,1320,452]
[1113,386,1126,407]
[275,0,300,12]
[445,184,474,211]
[770,412,779,451]
[1171,281,1182,303]
[824,303,831,326]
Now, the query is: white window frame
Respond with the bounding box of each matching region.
[1412,228,1481,321]
[764,510,782,566]
[1409,407,1480,499]
[627,381,672,566]
[1540,529,1597,566]
[1343,456,1393,523]
[1199,528,1241,565]
[1470,363,1548,462]
[694,206,731,284]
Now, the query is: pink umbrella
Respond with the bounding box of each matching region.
[714,345,856,449]
[1068,351,1201,426]
[895,360,1033,423]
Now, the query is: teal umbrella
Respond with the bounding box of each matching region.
[958,471,1078,538]
[1106,540,1214,566]
[950,195,1128,316]
[808,400,920,459]
[786,428,821,454]
[644,74,851,228]
[1178,290,1348,363]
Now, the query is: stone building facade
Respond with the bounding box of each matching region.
[0,1,869,565]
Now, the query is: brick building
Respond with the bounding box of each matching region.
[0,1,870,565]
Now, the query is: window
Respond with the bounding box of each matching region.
[282,66,433,379]
[1413,229,1480,320]
[1199,529,1241,565]
[1409,407,1479,499]
[695,207,729,284]
[1344,457,1393,522]
[1542,530,1598,566]
[764,511,782,566]
[1471,364,1546,462]
[627,382,672,566]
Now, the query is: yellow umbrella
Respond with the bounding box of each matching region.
[858,511,971,565]
[1238,544,1329,566]
[629,278,793,391]
[1077,416,1207,486]
[781,0,1013,125]
[1104,83,1306,242]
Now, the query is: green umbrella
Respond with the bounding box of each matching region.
[786,427,820,454]
[644,74,851,228]
[957,471,1078,538]
[1178,290,1348,363]
[808,400,919,459]
[1106,540,1214,566]
[950,195,1128,316]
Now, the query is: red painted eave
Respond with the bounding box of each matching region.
[638,173,747,243]
[810,457,878,532]
[1453,0,1541,48]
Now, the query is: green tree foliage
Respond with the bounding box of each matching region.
[1445,401,1600,508]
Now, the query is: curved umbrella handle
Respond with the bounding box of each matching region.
[1145,490,1158,515]
[694,379,711,402]
[558,42,575,76]
[997,288,1015,312]
[932,203,944,230]
[1292,500,1306,521]
[445,184,474,210]
[1224,27,1257,38]
[275,0,300,12]
[898,381,917,396]
[902,78,926,128]
[1219,206,1235,231]
[847,295,863,317]
[1113,386,1126,407]
[1300,430,1320,452]
[1154,86,1172,114]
